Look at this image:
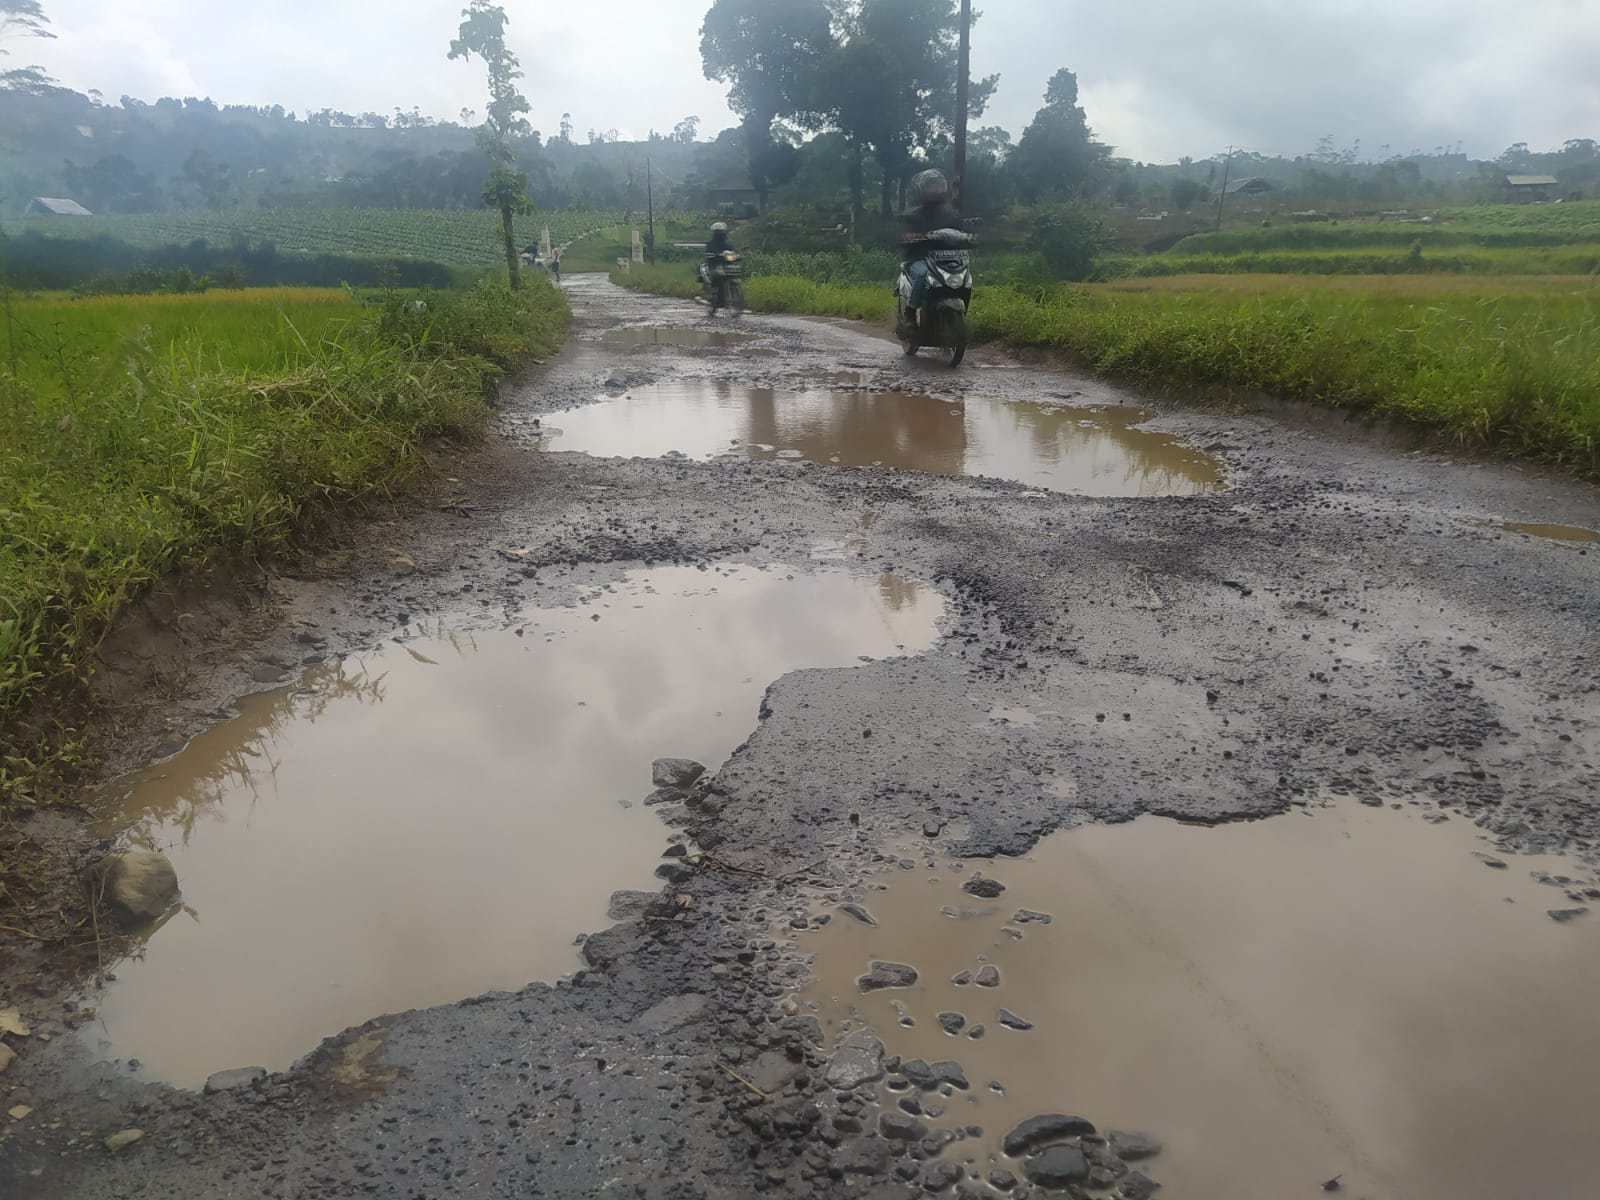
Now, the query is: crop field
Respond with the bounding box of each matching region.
[11,209,627,267]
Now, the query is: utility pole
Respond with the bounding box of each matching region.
[646,156,656,265]
[953,0,972,209]
[1214,145,1234,234]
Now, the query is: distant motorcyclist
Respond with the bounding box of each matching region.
[898,169,972,326]
[706,221,733,258]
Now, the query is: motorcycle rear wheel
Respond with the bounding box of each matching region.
[728,280,745,316]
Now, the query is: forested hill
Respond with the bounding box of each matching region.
[0,85,713,214]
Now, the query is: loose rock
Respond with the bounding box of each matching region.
[1119,1170,1161,1199]
[1023,1145,1090,1188]
[937,1011,966,1035]
[879,1112,927,1141]
[997,1008,1034,1032]
[832,1137,890,1176]
[975,965,1001,988]
[203,1067,267,1094]
[1002,1113,1098,1156]
[962,877,1006,899]
[930,1060,969,1089]
[825,1031,886,1089]
[105,1129,145,1153]
[840,902,879,927]
[1108,1130,1163,1161]
[1012,909,1054,924]
[858,961,919,992]
[90,851,180,924]
[651,758,705,789]
[1548,908,1589,923]
[922,1161,963,1192]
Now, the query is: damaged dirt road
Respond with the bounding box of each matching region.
[3,274,1599,1199]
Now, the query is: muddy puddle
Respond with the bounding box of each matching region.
[1502,521,1598,544]
[539,383,1224,496]
[87,565,943,1087]
[800,805,1600,1200]
[599,326,758,349]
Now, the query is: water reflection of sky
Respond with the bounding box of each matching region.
[542,384,1224,496]
[89,565,943,1086]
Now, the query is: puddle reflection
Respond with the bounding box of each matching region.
[540,383,1224,497]
[88,565,943,1086]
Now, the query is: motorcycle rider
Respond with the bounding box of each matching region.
[899,169,970,326]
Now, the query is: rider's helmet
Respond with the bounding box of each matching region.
[711,222,729,233]
[912,169,950,205]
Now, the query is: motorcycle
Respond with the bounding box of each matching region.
[698,250,746,316]
[895,228,975,366]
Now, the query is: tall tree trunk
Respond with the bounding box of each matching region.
[501,205,521,290]
[849,141,864,240]
[880,168,893,219]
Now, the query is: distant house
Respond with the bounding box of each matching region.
[1504,174,1558,202]
[26,197,93,217]
[708,178,760,217]
[1223,177,1273,197]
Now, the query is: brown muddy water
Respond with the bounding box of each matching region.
[539,383,1224,496]
[801,805,1600,1200]
[1502,521,1599,544]
[87,565,943,1087]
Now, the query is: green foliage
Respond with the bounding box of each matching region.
[1030,203,1113,281]
[1009,69,1109,201]
[0,278,568,806]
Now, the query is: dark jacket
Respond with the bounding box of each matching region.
[706,229,733,255]
[899,201,962,260]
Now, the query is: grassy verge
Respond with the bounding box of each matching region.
[612,264,1600,477]
[0,279,568,812]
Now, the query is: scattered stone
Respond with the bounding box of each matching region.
[832,1137,890,1176]
[930,1060,969,1090]
[997,1009,1034,1032]
[825,1032,886,1089]
[1119,1170,1161,1199]
[937,1012,966,1035]
[1012,909,1054,925]
[1023,1145,1090,1188]
[975,965,1001,988]
[0,1008,28,1037]
[900,1059,936,1088]
[922,1161,963,1192]
[858,962,919,992]
[655,862,695,885]
[1002,1113,1099,1156]
[1549,908,1589,923]
[950,970,973,986]
[651,758,705,789]
[1109,1131,1163,1161]
[745,1050,804,1094]
[923,820,944,839]
[104,1129,145,1153]
[607,890,664,921]
[1473,852,1508,869]
[250,665,289,684]
[7,1105,32,1121]
[897,1096,923,1116]
[643,787,684,807]
[1089,1156,1130,1185]
[840,903,879,927]
[90,852,180,924]
[879,1112,928,1141]
[962,877,1006,899]
[203,1067,266,1094]
[966,1025,986,1040]
[987,1167,1017,1191]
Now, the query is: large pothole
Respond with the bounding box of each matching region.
[83,563,944,1087]
[798,804,1600,1200]
[538,383,1224,496]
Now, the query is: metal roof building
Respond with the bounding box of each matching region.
[26,197,94,216]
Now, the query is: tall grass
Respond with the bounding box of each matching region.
[0,280,568,807]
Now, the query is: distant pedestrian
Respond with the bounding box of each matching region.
[551,247,562,283]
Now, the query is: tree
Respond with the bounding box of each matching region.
[672,116,701,145]
[449,1,534,289]
[0,0,54,93]
[1169,177,1204,211]
[701,0,833,212]
[178,149,233,210]
[1030,202,1111,281]
[1009,68,1109,201]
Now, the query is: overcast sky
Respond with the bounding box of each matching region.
[18,0,1600,162]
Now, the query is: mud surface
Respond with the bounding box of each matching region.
[3,273,1599,1199]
